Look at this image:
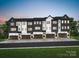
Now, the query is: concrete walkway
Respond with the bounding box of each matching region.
[0,46,79,50]
[0,38,77,43]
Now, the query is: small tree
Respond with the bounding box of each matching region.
[70,20,78,36]
[0,21,9,39]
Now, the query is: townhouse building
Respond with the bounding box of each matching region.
[8,15,72,40]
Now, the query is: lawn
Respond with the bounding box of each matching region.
[0,47,79,58]
[71,35,79,40]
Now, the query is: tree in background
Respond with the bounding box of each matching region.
[70,19,78,36]
[0,21,9,39]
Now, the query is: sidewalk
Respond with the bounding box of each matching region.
[0,38,77,43]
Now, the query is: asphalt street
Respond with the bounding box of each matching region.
[0,41,79,48]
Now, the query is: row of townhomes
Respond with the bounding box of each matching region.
[8,15,72,40]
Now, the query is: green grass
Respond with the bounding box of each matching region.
[71,35,79,40]
[0,47,79,58]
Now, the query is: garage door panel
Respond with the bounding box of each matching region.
[10,36,18,40]
[46,34,55,38]
[58,33,67,38]
[22,35,30,39]
[34,34,43,39]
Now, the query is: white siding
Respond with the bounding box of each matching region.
[46,16,52,33]
[33,32,43,34]
[9,33,19,36]
[58,20,61,33]
[16,22,22,31]
[10,28,16,31]
[42,21,46,30]
[22,22,27,34]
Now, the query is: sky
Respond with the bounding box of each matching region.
[0,0,79,20]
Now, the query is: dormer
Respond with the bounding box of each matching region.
[46,15,53,21]
[63,14,69,19]
[9,17,14,22]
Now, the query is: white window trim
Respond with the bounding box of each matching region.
[67,26,69,29]
[47,21,50,24]
[35,27,40,30]
[67,20,69,23]
[11,28,16,31]
[62,20,64,23]
[53,27,57,30]
[11,22,14,26]
[28,22,32,25]
[65,20,66,23]
[53,21,57,24]
[28,28,32,31]
[34,21,36,24]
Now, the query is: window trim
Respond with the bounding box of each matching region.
[28,22,32,25]
[35,26,41,30]
[10,28,16,31]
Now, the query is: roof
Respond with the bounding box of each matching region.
[8,15,72,22]
[9,17,47,22]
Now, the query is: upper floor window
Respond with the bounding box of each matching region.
[28,28,32,31]
[38,21,41,24]
[65,26,66,29]
[62,20,64,23]
[22,22,25,25]
[67,20,69,23]
[16,22,21,26]
[35,27,41,30]
[67,26,69,29]
[65,20,66,23]
[28,22,32,25]
[10,28,16,31]
[53,21,57,24]
[10,22,14,26]
[47,21,50,24]
[62,26,67,29]
[34,21,41,24]
[62,26,64,29]
[34,21,36,24]
[53,27,57,30]
[42,27,46,30]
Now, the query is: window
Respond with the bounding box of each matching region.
[28,22,32,25]
[62,26,67,29]
[28,28,32,31]
[34,21,41,24]
[10,22,14,26]
[16,22,20,26]
[34,21,36,24]
[62,26,64,29]
[62,20,64,23]
[67,26,69,29]
[53,27,57,30]
[22,22,25,25]
[38,21,41,24]
[53,21,57,24]
[11,28,16,31]
[65,26,66,29]
[42,27,46,30]
[35,27,40,30]
[47,21,50,24]
[65,20,66,23]
[37,21,39,24]
[67,20,69,23]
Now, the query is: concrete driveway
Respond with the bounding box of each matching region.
[0,38,77,43]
